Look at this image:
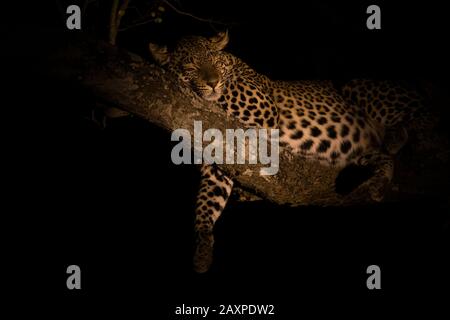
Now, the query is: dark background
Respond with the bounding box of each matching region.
[2,0,449,317]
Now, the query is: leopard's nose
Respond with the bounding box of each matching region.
[207,77,219,89]
[200,64,220,88]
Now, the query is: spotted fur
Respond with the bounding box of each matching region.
[149,32,422,272]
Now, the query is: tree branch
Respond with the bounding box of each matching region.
[109,0,130,45]
[109,0,120,45]
[116,0,131,31]
[49,37,449,206]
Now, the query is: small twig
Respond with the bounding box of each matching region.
[162,0,229,26]
[109,0,120,45]
[119,0,236,33]
[119,18,156,32]
[116,0,131,30]
[110,0,131,45]
[126,6,144,18]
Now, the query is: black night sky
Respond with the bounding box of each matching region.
[2,0,450,318]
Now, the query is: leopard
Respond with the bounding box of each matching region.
[149,31,426,273]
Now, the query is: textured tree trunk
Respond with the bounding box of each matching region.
[49,36,449,206]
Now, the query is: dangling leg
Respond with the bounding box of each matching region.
[194,164,233,273]
[357,152,394,202]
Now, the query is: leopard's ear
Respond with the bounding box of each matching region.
[208,30,229,51]
[149,43,170,65]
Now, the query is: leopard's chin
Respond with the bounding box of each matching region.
[198,88,222,101]
[203,92,221,101]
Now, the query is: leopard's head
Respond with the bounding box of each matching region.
[149,31,232,101]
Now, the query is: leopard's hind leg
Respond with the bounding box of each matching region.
[383,126,409,155]
[357,151,394,202]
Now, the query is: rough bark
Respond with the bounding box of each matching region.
[49,36,449,206]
